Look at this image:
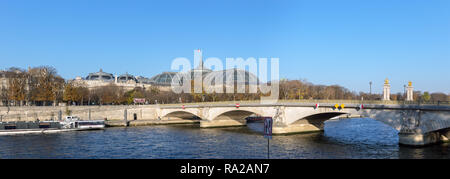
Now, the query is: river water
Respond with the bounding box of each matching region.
[0,118,448,159]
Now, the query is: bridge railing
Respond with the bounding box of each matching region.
[155,99,450,107]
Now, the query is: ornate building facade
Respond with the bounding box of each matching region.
[70,69,154,91]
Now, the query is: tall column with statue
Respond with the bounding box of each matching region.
[383,78,390,101]
[406,81,413,101]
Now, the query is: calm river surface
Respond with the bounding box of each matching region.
[0,118,449,159]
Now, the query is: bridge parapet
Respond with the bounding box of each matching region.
[157,102,450,111]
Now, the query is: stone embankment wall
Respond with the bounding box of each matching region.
[0,105,158,122]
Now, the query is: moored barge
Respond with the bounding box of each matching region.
[0,116,105,135]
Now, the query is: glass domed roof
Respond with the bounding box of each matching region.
[149,66,259,87]
[149,72,179,86]
[203,68,259,86]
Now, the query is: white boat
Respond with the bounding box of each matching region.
[60,116,105,130]
[0,116,105,136]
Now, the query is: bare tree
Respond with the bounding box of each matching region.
[6,68,27,106]
[430,92,448,102]
[26,66,65,106]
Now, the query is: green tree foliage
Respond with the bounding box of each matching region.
[422,92,431,102]
[124,87,145,104]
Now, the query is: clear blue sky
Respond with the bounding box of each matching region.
[0,0,449,94]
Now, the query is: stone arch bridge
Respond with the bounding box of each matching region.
[154,103,450,146]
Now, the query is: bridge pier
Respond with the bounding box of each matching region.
[399,132,441,146]
[441,129,450,143]
[399,128,450,146]
[200,119,246,128]
[272,123,322,134]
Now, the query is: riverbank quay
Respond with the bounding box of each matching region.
[105,119,200,127]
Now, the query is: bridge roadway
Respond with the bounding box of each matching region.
[154,102,450,146]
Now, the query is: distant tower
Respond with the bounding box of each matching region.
[383,78,391,101]
[194,49,203,70]
[192,49,211,93]
[192,49,212,74]
[406,81,413,101]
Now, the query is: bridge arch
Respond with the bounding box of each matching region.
[290,112,349,130]
[213,110,261,121]
[200,108,264,127]
[161,110,202,120]
[208,107,267,122]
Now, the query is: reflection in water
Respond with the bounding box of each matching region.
[0,118,448,159]
[398,143,449,159]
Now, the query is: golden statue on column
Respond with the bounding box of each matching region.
[406,81,413,101]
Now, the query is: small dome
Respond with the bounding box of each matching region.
[117,73,137,83]
[85,69,114,81]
